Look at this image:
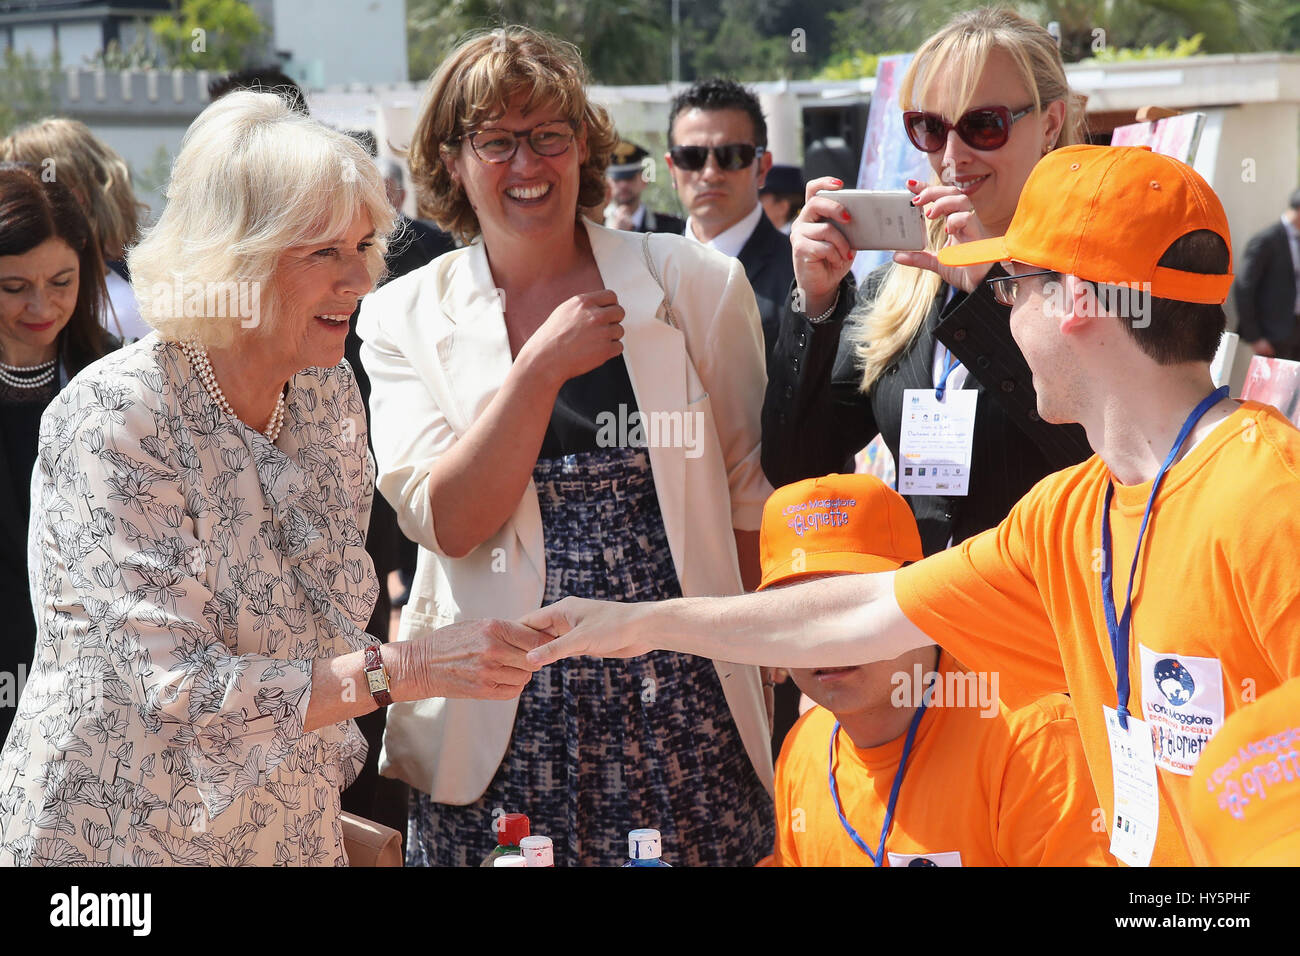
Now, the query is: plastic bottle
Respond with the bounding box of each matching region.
[622,828,671,866]
[480,813,530,867]
[519,834,555,867]
[493,854,526,867]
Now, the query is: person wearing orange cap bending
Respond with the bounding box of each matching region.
[522,145,1300,867]
[762,474,1111,866]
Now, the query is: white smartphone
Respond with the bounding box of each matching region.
[815,189,927,251]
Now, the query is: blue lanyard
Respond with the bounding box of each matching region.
[1100,386,1228,729]
[934,349,962,401]
[827,690,930,866]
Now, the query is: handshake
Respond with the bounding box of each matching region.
[408,598,653,700]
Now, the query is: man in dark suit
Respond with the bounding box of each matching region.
[1234,189,1300,359]
[605,140,685,234]
[666,79,794,360]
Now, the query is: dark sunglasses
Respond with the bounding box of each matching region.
[986,269,1057,307]
[668,143,764,171]
[903,104,1035,153]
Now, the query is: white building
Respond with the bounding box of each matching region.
[0,0,408,86]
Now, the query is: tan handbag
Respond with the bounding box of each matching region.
[340,811,403,867]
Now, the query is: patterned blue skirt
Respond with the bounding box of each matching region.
[407,446,773,866]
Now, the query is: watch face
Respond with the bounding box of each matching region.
[366,670,388,694]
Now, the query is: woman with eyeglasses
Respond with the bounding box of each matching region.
[358,25,776,866]
[763,7,1094,556]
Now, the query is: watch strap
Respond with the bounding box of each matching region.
[363,644,393,708]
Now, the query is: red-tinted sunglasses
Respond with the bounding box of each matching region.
[903,104,1035,153]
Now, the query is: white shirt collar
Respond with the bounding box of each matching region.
[605,202,645,230]
[684,202,763,258]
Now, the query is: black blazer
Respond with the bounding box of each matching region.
[737,212,795,361]
[762,266,1091,555]
[347,215,456,615]
[1234,220,1297,345]
[637,208,685,235]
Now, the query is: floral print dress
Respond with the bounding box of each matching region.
[0,335,378,866]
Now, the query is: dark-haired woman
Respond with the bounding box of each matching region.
[0,163,117,745]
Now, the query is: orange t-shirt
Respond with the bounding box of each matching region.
[773,656,1112,866]
[895,401,1300,866]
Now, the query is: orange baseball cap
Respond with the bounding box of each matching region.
[938,144,1233,304]
[757,474,923,591]
[1189,676,1300,865]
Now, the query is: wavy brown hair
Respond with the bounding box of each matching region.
[407,25,618,243]
[0,162,111,367]
[1,119,146,262]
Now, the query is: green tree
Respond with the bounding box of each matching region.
[407,0,670,84]
[151,0,266,72]
[0,49,58,138]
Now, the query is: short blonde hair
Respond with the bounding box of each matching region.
[408,25,618,243]
[129,91,394,349]
[1,117,146,260]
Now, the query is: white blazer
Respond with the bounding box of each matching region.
[358,217,776,804]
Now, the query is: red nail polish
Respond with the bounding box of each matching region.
[911,197,921,205]
[907,179,917,187]
[843,211,852,222]
[831,178,843,187]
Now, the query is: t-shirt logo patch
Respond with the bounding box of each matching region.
[1138,646,1225,776]
[1154,658,1195,706]
[886,850,962,867]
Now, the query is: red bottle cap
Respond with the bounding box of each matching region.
[497,813,530,846]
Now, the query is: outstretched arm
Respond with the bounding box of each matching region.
[522,570,934,668]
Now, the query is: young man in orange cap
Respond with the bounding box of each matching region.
[523,144,1300,867]
[761,474,1111,866]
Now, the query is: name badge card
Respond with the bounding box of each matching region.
[898,389,977,496]
[1103,706,1160,867]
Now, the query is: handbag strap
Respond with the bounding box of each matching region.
[641,232,681,331]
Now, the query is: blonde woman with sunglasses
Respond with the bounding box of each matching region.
[763,7,1094,556]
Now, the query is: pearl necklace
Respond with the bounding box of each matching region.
[0,356,56,390]
[180,340,286,442]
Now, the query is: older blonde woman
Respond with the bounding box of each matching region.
[360,26,775,867]
[0,91,545,867]
[2,119,151,341]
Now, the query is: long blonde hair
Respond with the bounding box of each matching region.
[851,7,1086,392]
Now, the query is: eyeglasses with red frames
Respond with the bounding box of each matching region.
[986,268,1057,307]
[903,104,1036,153]
[459,121,576,164]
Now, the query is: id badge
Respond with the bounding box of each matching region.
[887,850,963,867]
[898,389,977,496]
[1103,705,1159,867]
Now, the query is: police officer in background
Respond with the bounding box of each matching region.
[604,140,684,234]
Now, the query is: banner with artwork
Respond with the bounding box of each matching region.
[852,53,931,282]
[1110,112,1206,165]
[1241,355,1300,424]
